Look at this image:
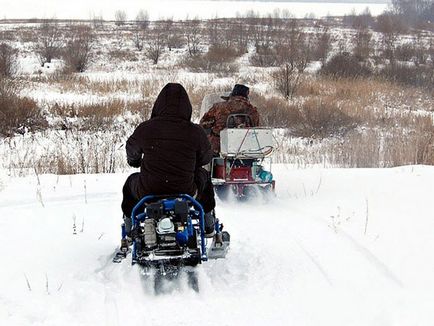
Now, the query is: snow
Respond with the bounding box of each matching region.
[0,0,388,20]
[1,165,433,325]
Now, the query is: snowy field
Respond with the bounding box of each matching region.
[1,165,433,325]
[0,0,389,20]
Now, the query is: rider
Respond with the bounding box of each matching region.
[121,83,216,249]
[200,84,260,154]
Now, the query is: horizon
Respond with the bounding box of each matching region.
[0,0,390,20]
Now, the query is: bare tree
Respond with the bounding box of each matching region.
[115,10,127,26]
[273,20,312,99]
[377,14,400,63]
[135,9,149,30]
[91,14,104,29]
[353,28,372,61]
[207,19,220,47]
[314,26,332,67]
[35,19,63,67]
[145,28,165,64]
[63,25,94,72]
[133,29,146,51]
[163,20,184,50]
[185,19,202,56]
[0,43,18,77]
[392,0,434,25]
[227,21,248,53]
[413,31,429,66]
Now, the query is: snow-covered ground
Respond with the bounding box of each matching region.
[1,165,433,325]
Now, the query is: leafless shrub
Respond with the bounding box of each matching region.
[272,22,312,99]
[249,94,302,128]
[132,29,145,51]
[162,20,185,50]
[0,43,18,77]
[394,43,417,62]
[182,45,240,73]
[221,21,249,54]
[379,64,434,90]
[321,53,373,78]
[392,0,434,27]
[145,28,165,64]
[343,8,375,30]
[135,10,149,30]
[294,98,358,138]
[353,29,372,61]
[312,26,332,66]
[91,14,104,29]
[35,19,63,66]
[63,25,94,73]
[108,49,138,62]
[185,19,202,56]
[375,13,407,62]
[272,61,306,100]
[250,47,279,67]
[0,79,46,136]
[114,10,127,26]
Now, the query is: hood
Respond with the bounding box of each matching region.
[151,83,192,121]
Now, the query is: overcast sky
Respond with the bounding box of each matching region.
[0,0,389,20]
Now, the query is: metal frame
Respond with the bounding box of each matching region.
[129,194,208,264]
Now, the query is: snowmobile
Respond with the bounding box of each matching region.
[201,94,276,199]
[114,194,230,292]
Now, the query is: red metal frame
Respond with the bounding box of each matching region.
[212,157,275,193]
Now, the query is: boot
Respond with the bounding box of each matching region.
[123,214,132,238]
[204,210,216,238]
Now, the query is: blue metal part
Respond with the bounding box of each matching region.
[163,199,176,211]
[214,218,220,234]
[175,229,189,245]
[187,216,194,237]
[130,194,208,264]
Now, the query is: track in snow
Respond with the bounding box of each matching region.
[1,166,434,325]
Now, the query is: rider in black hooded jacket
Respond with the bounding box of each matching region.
[121,83,216,240]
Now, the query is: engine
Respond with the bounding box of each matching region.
[133,199,200,264]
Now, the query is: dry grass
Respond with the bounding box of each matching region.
[263,75,434,167]
[48,99,152,131]
[0,78,46,136]
[181,46,240,73]
[107,49,139,62]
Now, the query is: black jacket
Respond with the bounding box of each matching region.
[126,83,212,197]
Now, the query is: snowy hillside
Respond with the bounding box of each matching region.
[1,165,433,325]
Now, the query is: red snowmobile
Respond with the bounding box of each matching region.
[201,94,276,199]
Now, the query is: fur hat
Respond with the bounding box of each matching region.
[221,84,250,100]
[230,84,250,98]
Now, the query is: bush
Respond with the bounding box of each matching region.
[249,94,302,128]
[0,43,18,77]
[183,45,240,73]
[293,98,358,138]
[249,47,279,67]
[63,25,94,73]
[379,64,434,90]
[0,79,46,136]
[395,44,417,62]
[49,99,151,131]
[321,53,372,78]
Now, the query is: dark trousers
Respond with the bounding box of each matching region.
[121,168,216,219]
